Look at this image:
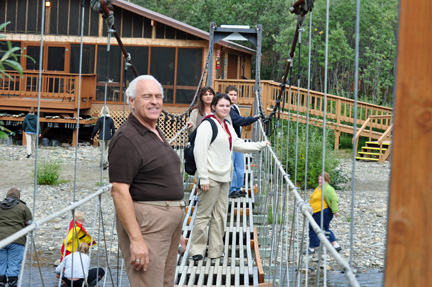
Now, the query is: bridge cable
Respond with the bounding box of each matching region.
[298,9,315,286]
[316,0,331,285]
[350,0,361,269]
[25,0,47,283]
[263,12,307,137]
[293,20,305,286]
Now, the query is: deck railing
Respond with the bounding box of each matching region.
[214,79,393,140]
[0,71,96,109]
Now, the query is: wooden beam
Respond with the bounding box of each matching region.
[384,0,432,286]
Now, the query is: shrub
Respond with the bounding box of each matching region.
[35,160,62,185]
[270,119,345,189]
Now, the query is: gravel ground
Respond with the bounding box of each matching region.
[318,158,390,272]
[0,145,391,276]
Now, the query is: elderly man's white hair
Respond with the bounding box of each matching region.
[126,75,164,111]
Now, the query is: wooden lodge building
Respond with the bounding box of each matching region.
[0,0,254,145]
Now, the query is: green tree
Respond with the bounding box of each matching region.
[128,0,398,105]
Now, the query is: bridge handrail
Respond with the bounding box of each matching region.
[256,120,360,286]
[0,184,112,250]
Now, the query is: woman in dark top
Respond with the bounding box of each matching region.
[90,106,116,169]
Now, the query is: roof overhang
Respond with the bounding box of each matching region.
[113,0,255,55]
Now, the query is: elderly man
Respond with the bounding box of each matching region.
[0,188,32,287]
[109,75,185,287]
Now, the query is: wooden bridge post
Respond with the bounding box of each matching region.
[384,0,432,286]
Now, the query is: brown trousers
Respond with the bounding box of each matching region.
[117,201,184,287]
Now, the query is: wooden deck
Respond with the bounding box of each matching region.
[0,71,96,112]
[214,79,393,148]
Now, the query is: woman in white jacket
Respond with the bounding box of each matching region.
[189,93,269,262]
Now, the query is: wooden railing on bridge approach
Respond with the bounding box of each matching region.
[214,79,393,149]
[0,71,96,111]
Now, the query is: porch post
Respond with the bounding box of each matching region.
[384,0,432,285]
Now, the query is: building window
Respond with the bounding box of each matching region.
[70,45,95,74]
[150,47,175,104]
[176,48,203,104]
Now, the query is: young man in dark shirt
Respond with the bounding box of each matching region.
[226,85,259,198]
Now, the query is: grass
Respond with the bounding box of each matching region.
[35,160,62,185]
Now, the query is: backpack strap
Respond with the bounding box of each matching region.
[203,118,218,144]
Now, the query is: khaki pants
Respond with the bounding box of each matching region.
[25,133,36,155]
[189,179,229,258]
[117,202,184,287]
[99,139,111,165]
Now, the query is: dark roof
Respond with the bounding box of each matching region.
[113,0,255,54]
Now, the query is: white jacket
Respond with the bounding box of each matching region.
[194,117,266,185]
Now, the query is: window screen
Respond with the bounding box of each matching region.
[58,0,69,35]
[27,0,39,34]
[166,26,175,39]
[177,48,202,86]
[176,48,202,104]
[155,23,165,39]
[6,0,16,32]
[97,45,122,82]
[176,30,186,40]
[150,47,175,86]
[90,8,99,36]
[132,14,143,38]
[47,47,65,71]
[26,46,42,70]
[122,9,133,38]
[69,0,80,35]
[49,0,58,34]
[124,46,148,75]
[175,89,195,105]
[70,45,95,74]
[0,1,5,26]
[163,89,174,104]
[143,17,152,38]
[17,0,26,33]
[82,1,90,36]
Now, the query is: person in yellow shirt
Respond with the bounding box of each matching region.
[305,172,341,254]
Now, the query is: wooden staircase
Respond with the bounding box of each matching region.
[356,141,391,163]
[354,115,393,164]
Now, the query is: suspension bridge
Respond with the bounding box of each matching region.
[0,0,430,286]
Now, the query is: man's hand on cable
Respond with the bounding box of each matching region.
[130,237,149,271]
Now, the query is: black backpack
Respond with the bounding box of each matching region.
[184,118,218,175]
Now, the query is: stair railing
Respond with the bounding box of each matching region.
[377,123,393,163]
[354,114,393,159]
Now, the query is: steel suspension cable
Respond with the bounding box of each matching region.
[350,0,361,269]
[291,23,305,286]
[298,10,315,287]
[66,1,89,283]
[27,0,47,284]
[316,0,331,285]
